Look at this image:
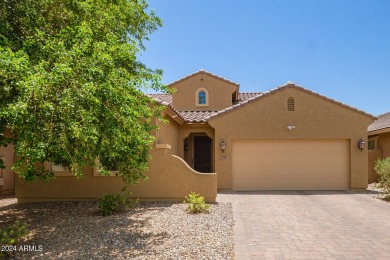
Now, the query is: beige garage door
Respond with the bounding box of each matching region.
[232,140,349,190]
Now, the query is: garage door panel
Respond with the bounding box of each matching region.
[257,142,274,152]
[246,153,260,164]
[235,179,261,190]
[232,143,245,154]
[232,140,349,190]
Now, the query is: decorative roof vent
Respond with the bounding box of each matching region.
[287,97,295,111]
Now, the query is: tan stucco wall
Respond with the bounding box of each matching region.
[377,132,390,158]
[170,72,238,111]
[208,87,374,190]
[16,146,217,203]
[367,132,390,183]
[368,149,382,183]
[156,115,180,155]
[0,144,15,195]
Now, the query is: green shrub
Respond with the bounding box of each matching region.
[183,192,210,214]
[0,220,28,257]
[99,188,138,216]
[375,157,390,199]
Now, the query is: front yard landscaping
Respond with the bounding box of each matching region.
[0,198,234,259]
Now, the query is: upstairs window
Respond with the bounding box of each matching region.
[199,91,206,104]
[287,97,295,111]
[195,88,209,106]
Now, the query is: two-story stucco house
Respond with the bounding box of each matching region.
[13,70,375,202]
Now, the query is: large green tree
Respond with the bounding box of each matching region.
[0,0,167,184]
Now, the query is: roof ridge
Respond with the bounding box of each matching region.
[167,70,239,86]
[179,110,219,112]
[150,97,185,122]
[204,83,376,121]
[146,91,262,95]
[281,83,376,119]
[378,112,390,118]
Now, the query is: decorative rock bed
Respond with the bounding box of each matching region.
[0,199,234,259]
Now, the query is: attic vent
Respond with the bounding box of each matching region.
[287,97,295,111]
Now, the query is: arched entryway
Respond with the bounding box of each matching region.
[183,133,213,173]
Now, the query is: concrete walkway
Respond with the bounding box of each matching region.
[218,191,390,260]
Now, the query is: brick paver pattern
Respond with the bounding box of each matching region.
[218,191,390,260]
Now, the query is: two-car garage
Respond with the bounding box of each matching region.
[232,140,349,190]
[208,85,375,191]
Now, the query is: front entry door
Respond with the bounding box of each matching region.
[194,136,212,173]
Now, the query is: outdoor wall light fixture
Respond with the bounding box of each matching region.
[184,143,188,152]
[358,138,365,152]
[287,125,296,132]
[220,140,226,153]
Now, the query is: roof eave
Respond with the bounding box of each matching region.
[164,108,185,125]
[167,69,240,88]
[151,97,185,125]
[368,127,390,136]
[208,83,377,121]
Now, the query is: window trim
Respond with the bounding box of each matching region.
[195,88,209,107]
[368,136,379,150]
[93,159,118,177]
[44,161,73,177]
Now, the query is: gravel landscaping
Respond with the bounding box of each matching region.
[0,199,234,259]
[354,182,388,200]
[1,183,388,259]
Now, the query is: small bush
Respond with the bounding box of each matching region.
[184,192,210,214]
[99,187,138,216]
[0,220,28,257]
[375,157,390,199]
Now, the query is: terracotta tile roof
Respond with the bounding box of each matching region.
[148,94,215,123]
[147,92,262,106]
[167,69,240,87]
[178,111,218,123]
[147,93,172,104]
[203,82,376,121]
[238,92,262,102]
[368,112,390,133]
[148,92,262,123]
[148,82,375,123]
[150,96,185,123]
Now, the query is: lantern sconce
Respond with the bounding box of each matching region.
[220,140,226,153]
[358,138,365,152]
[184,143,188,152]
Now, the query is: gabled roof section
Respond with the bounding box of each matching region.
[368,112,390,134]
[148,92,262,106]
[238,92,262,102]
[151,97,185,125]
[148,82,375,123]
[178,111,217,123]
[147,93,172,104]
[205,82,376,121]
[148,92,264,123]
[167,69,240,87]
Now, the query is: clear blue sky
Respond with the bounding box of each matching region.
[140,0,390,116]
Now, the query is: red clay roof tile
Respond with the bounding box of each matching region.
[368,112,390,133]
[148,82,375,123]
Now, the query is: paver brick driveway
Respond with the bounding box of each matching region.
[218,191,390,260]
